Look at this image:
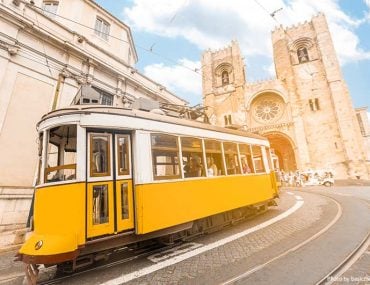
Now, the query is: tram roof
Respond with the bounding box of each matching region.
[38,106,268,141]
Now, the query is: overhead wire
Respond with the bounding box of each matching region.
[26,2,201,75]
[252,0,316,79]
[33,8,54,77]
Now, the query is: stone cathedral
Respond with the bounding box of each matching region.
[202,13,369,179]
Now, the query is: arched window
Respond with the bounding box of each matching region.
[297,47,309,63]
[221,71,229,85]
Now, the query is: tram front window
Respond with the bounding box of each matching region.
[36,132,44,185]
[45,125,77,183]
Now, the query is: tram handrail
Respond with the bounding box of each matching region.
[44,164,77,182]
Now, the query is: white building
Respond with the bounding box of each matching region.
[0,0,186,233]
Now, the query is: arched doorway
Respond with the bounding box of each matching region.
[264,132,297,172]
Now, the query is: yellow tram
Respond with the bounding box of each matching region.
[18,104,279,279]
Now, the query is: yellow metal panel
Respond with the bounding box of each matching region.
[19,233,77,256]
[135,174,274,234]
[87,181,114,238]
[32,183,85,247]
[116,180,134,231]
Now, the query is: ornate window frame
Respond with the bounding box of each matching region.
[215,63,233,87]
[290,37,314,65]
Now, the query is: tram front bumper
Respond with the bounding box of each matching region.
[18,233,80,264]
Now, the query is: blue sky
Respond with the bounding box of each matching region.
[96,0,370,110]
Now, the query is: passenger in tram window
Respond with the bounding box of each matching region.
[206,157,218,176]
[241,158,251,174]
[184,156,202,177]
[183,158,191,178]
[227,156,236,175]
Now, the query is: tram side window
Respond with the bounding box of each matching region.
[223,142,241,175]
[204,140,225,176]
[252,145,266,173]
[151,134,181,180]
[181,137,205,178]
[90,134,111,177]
[45,125,77,183]
[239,144,254,174]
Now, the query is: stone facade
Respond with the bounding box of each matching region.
[355,107,370,162]
[0,0,186,232]
[202,13,369,179]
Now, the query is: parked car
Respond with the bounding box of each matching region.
[301,170,334,187]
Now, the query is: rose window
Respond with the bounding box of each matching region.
[253,96,284,123]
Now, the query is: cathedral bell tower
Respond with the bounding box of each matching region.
[272,13,368,179]
[202,41,247,127]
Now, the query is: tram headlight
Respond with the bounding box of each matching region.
[34,240,43,250]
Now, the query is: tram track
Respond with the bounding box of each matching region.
[316,232,370,285]
[37,242,183,285]
[314,196,370,285]
[221,190,370,285]
[221,191,343,285]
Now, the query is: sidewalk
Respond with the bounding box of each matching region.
[0,229,28,284]
[334,179,370,187]
[0,229,27,254]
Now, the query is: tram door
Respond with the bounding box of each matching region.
[87,132,134,238]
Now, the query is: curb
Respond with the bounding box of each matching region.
[0,244,22,254]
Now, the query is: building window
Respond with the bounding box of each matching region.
[309,98,320,111]
[92,87,114,106]
[314,98,320,110]
[297,47,309,63]
[224,114,232,126]
[43,1,58,17]
[221,70,229,85]
[101,93,113,105]
[95,17,110,40]
[356,113,365,136]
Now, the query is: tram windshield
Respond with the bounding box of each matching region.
[44,125,77,183]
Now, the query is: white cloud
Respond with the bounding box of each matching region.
[143,59,202,105]
[365,0,370,22]
[124,0,370,64]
